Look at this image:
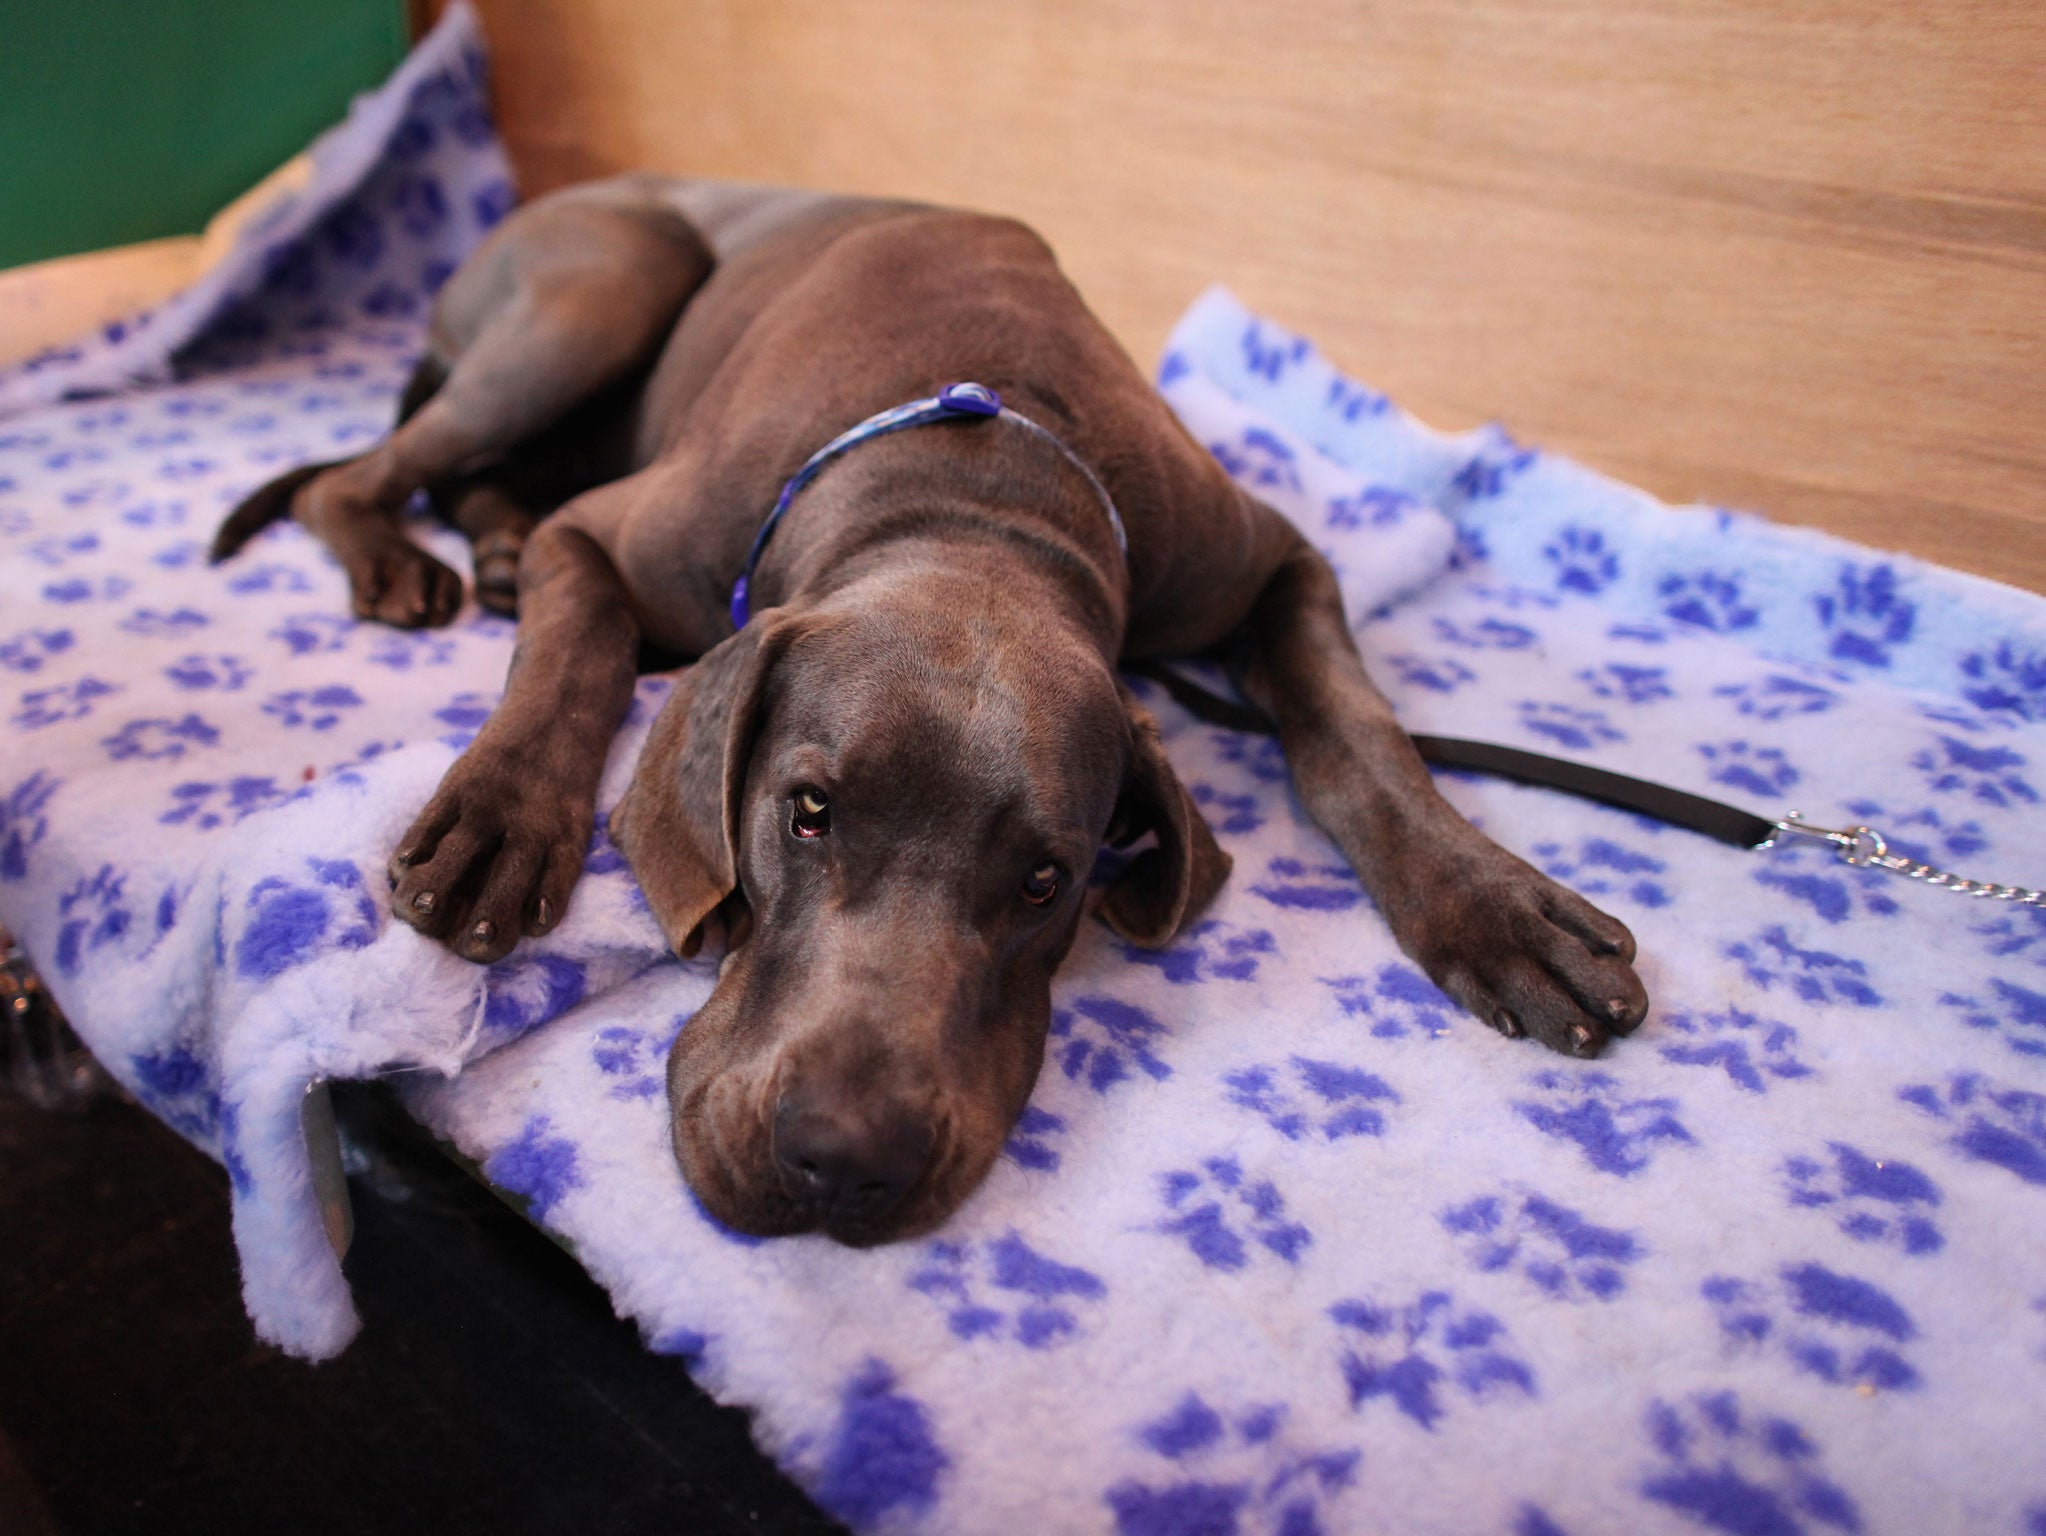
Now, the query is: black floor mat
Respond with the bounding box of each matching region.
[0,1081,844,1536]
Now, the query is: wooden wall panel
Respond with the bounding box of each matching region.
[435,0,2046,592]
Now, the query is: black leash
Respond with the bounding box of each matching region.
[1128,660,2044,900]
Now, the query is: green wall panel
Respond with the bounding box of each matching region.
[0,0,410,269]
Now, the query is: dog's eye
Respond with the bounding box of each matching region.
[791,788,831,838]
[1022,861,1061,906]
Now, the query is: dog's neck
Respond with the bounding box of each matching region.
[744,424,1129,655]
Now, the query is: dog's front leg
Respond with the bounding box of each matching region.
[388,515,640,962]
[1232,540,1648,1056]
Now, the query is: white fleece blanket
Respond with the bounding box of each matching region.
[5,13,2046,1534]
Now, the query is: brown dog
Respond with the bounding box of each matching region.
[213,176,1648,1245]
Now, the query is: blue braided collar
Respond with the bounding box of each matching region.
[729,381,1127,629]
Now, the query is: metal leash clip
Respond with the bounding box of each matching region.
[1768,811,2045,905]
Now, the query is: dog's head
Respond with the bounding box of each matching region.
[610,566,1228,1243]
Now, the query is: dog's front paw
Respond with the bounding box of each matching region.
[388,753,588,962]
[1396,838,1648,1058]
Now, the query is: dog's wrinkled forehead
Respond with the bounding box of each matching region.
[758,597,1127,839]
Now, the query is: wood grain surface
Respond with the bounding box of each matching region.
[433,0,2046,593]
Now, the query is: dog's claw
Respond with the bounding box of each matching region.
[1407,838,1646,1060]
[389,753,590,963]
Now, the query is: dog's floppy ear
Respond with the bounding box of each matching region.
[611,611,799,956]
[1098,694,1233,948]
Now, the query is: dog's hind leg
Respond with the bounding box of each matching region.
[212,193,715,627]
[436,476,538,617]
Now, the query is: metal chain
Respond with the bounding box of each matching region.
[1769,813,2045,906]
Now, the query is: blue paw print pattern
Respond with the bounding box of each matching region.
[1050,995,1175,1094]
[1529,836,1672,910]
[1712,674,1840,721]
[41,574,133,605]
[1725,927,1884,1009]
[1638,1392,1860,1536]
[1247,856,1364,913]
[1450,430,1538,503]
[1544,525,1621,595]
[810,1359,949,1531]
[164,652,255,691]
[586,1014,686,1101]
[645,1322,709,1366]
[1701,1265,1920,1393]
[1815,561,1916,669]
[102,713,221,762]
[1326,485,1411,529]
[160,775,289,830]
[1328,1290,1536,1430]
[1913,735,2038,810]
[1970,902,2046,970]
[1518,701,1625,751]
[483,1114,583,1224]
[1238,319,1311,384]
[1188,782,1264,836]
[1154,1156,1313,1271]
[1514,1069,1696,1176]
[1434,614,1540,650]
[1441,1189,1643,1301]
[908,1232,1107,1348]
[1206,426,1304,496]
[1898,1073,2046,1187]
[1697,740,1800,798]
[53,863,133,976]
[1104,1393,1359,1536]
[1753,851,1901,926]
[127,1041,222,1144]
[118,605,210,637]
[580,810,633,879]
[366,628,457,670]
[474,953,586,1041]
[1004,1105,1069,1172]
[269,612,356,656]
[223,560,314,596]
[1940,981,2046,1059]
[261,684,364,730]
[1,770,60,880]
[234,858,378,981]
[1576,662,1671,704]
[1119,917,1276,984]
[0,625,75,673]
[1322,961,1462,1039]
[1782,1144,1942,1255]
[1212,731,1290,784]
[1658,1007,1814,1093]
[1388,652,1478,694]
[14,675,121,729]
[1957,638,2046,722]
[1659,569,1760,633]
[1837,799,1991,870]
[1224,1056,1401,1142]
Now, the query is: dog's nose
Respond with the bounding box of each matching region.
[773,1094,932,1225]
